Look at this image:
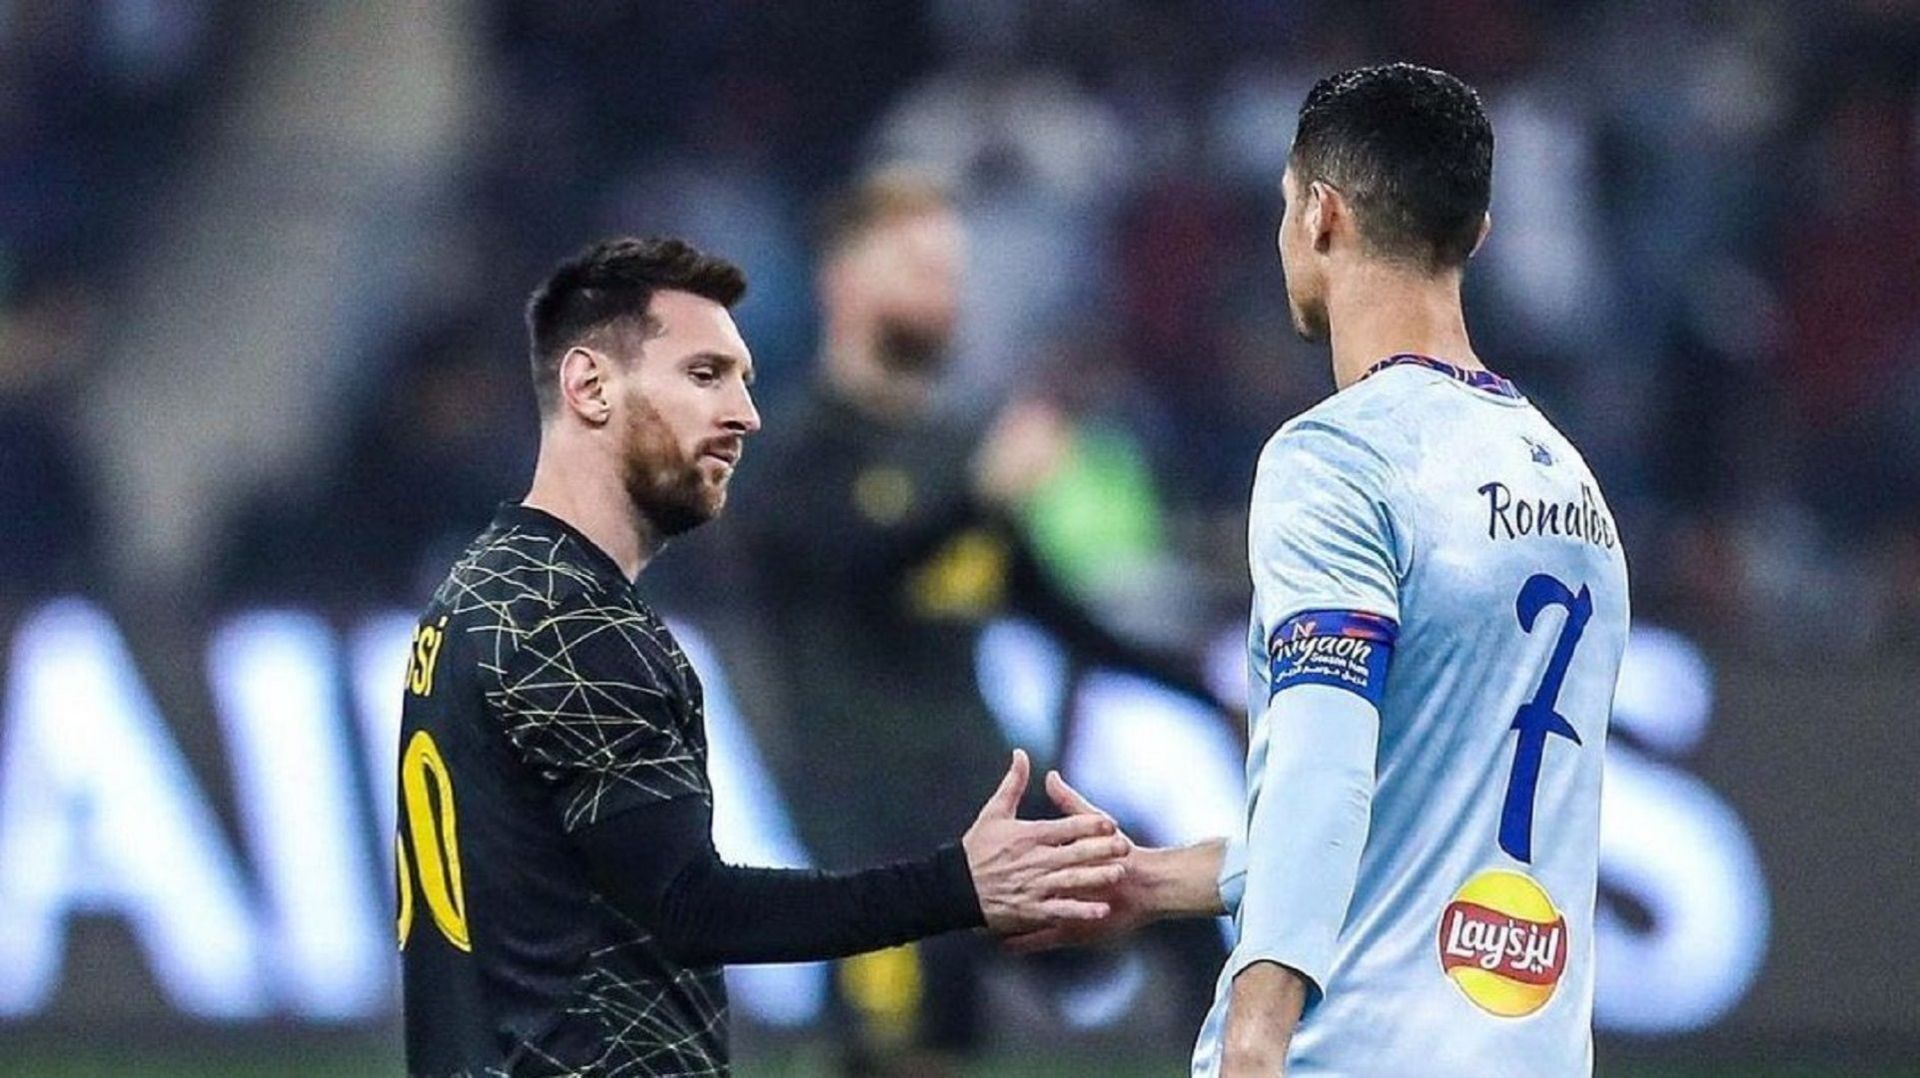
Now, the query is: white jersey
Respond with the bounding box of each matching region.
[1194,356,1630,1077]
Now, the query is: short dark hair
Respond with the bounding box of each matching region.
[1290,63,1493,272]
[524,236,747,413]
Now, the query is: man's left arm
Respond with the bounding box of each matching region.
[1220,676,1382,1073]
[1222,963,1313,1076]
[1221,419,1406,1071]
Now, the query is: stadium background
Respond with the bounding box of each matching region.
[1,1,1917,1075]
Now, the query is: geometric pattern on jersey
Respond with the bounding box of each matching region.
[406,505,727,1077]
[493,940,729,1078]
[437,518,709,832]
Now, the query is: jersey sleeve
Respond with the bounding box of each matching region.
[578,797,984,966]
[1228,416,1406,1003]
[492,591,706,832]
[1248,417,1407,648]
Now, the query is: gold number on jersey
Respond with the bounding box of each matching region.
[395,832,414,946]
[397,729,471,951]
[407,617,448,697]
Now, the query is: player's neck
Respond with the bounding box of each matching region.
[523,434,660,581]
[1325,263,1480,391]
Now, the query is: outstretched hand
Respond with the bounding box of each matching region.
[1002,770,1157,953]
[961,750,1130,935]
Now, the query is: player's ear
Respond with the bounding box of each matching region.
[1469,211,1492,259]
[1307,179,1343,255]
[558,346,614,427]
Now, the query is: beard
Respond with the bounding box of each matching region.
[620,397,729,539]
[875,315,953,377]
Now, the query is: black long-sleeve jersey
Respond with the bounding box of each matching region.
[730,386,1215,866]
[397,504,981,1077]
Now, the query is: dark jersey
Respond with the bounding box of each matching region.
[397,504,727,1077]
[731,385,1214,864]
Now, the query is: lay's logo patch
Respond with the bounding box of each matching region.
[1436,870,1568,1017]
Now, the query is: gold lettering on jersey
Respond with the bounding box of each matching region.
[399,729,471,952]
[395,832,415,947]
[407,617,449,697]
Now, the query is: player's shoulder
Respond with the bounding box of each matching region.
[1258,375,1419,484]
[435,517,626,633]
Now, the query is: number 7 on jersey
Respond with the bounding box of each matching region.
[1500,573,1592,864]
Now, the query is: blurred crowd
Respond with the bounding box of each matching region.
[0,0,235,599]
[5,0,1920,649]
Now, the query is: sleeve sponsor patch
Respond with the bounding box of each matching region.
[1267,610,1397,706]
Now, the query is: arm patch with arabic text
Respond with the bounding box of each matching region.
[1268,610,1397,706]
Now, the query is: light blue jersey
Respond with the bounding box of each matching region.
[1193,356,1630,1077]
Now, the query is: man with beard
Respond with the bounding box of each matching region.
[732,171,1219,1069]
[394,237,1130,1077]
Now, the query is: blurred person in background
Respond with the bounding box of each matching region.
[1780,66,1920,635]
[731,168,1223,1073]
[0,265,102,602]
[218,314,535,602]
[397,236,1128,1077]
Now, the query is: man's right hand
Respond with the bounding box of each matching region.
[1003,771,1230,953]
[961,749,1130,935]
[971,397,1072,508]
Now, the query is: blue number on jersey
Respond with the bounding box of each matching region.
[1499,574,1592,863]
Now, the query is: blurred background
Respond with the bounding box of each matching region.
[1,0,1918,1075]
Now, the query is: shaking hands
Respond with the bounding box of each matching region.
[980,761,1231,952]
[962,750,1226,945]
[960,750,1129,935]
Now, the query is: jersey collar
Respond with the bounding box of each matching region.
[494,502,635,587]
[1360,353,1522,400]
